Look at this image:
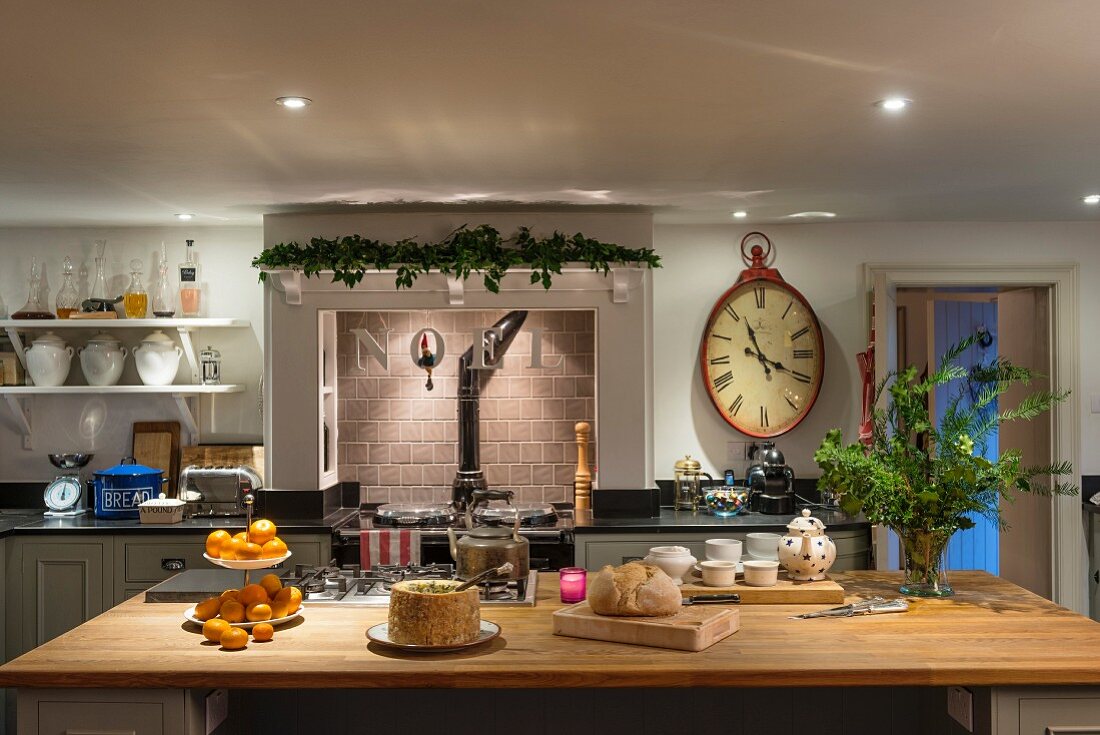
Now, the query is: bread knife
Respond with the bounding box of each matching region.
[682,594,740,605]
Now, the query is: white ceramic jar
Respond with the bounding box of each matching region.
[78,332,128,387]
[24,332,74,387]
[132,330,182,386]
[643,545,697,585]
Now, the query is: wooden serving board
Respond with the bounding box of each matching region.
[132,421,180,497]
[681,572,844,604]
[552,602,739,651]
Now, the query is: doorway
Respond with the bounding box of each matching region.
[895,287,1052,596]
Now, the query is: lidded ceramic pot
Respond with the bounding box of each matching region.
[24,332,74,387]
[778,508,837,581]
[132,330,182,386]
[643,545,697,585]
[78,332,128,386]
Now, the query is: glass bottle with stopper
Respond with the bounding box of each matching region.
[12,257,55,320]
[123,259,148,319]
[55,256,80,319]
[90,239,109,300]
[178,239,202,317]
[152,243,175,317]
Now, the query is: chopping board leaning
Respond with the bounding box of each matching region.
[552,602,739,651]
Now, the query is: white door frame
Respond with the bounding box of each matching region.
[863,263,1083,614]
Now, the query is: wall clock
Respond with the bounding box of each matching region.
[700,232,825,438]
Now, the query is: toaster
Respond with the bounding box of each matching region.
[178,465,263,517]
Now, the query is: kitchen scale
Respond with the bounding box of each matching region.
[44,453,93,517]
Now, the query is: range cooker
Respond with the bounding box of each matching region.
[333,501,575,571]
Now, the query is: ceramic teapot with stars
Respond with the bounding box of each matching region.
[778,508,837,581]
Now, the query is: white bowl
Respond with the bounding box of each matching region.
[745,532,781,560]
[705,538,743,564]
[700,560,738,587]
[742,559,780,587]
[203,551,292,570]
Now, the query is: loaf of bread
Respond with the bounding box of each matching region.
[587,562,682,617]
[387,580,481,646]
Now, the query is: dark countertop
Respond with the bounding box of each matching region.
[0,508,355,538]
[574,506,869,533]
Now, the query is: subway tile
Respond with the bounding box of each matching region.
[515,487,543,503]
[544,487,568,503]
[412,399,436,420]
[390,400,412,420]
[400,465,423,485]
[554,464,575,485]
[367,444,390,464]
[391,443,411,464]
[411,443,435,464]
[400,423,423,442]
[345,400,371,420]
[508,377,532,397]
[554,420,576,441]
[378,421,401,442]
[543,442,565,463]
[480,400,499,420]
[422,465,444,486]
[484,422,509,442]
[547,332,574,354]
[575,377,595,397]
[498,443,521,463]
[363,486,389,503]
[337,377,356,397]
[434,400,454,420]
[565,354,588,376]
[520,399,542,419]
[531,421,554,441]
[378,378,401,398]
[540,311,564,331]
[357,378,379,398]
[531,464,555,485]
[486,465,509,485]
[553,377,575,397]
[338,420,357,442]
[574,332,595,354]
[434,443,455,463]
[509,465,532,485]
[378,465,401,486]
[530,377,554,397]
[482,375,508,398]
[444,423,458,442]
[359,465,379,486]
[390,487,412,502]
[498,400,521,419]
[563,398,587,418]
[347,443,370,464]
[521,443,542,463]
[338,465,357,483]
[366,399,390,420]
[481,444,499,464]
[564,311,589,332]
[543,399,565,419]
[422,422,444,441]
[358,421,379,442]
[509,422,532,441]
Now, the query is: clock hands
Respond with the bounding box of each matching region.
[744,322,772,375]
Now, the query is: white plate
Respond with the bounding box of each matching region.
[366,620,501,653]
[695,561,744,573]
[202,551,292,570]
[184,603,303,630]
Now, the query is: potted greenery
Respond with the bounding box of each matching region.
[814,335,1076,597]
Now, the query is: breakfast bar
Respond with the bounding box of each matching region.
[2,571,1100,734]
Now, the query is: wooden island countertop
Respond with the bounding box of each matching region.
[2,571,1099,690]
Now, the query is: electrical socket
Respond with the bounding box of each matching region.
[725,442,749,464]
[947,686,973,732]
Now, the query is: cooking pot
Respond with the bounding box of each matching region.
[447,489,529,583]
[93,457,166,519]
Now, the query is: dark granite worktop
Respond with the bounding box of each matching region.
[574,506,869,533]
[4,508,356,536]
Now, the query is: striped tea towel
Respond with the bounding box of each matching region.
[360,529,421,568]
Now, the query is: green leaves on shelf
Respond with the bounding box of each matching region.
[252,224,661,293]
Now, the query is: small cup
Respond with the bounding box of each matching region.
[745,532,781,560]
[705,538,743,564]
[559,567,587,604]
[742,559,780,587]
[700,560,738,587]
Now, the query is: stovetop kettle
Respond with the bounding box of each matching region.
[448,489,530,582]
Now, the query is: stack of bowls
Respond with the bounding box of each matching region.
[699,538,742,587]
[743,532,781,586]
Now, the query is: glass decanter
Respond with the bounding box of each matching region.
[152,243,175,317]
[12,257,55,319]
[55,256,80,319]
[123,259,147,319]
[90,239,109,300]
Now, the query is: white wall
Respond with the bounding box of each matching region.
[0,227,263,480]
[651,221,1100,481]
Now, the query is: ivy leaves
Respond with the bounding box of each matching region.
[252,224,661,292]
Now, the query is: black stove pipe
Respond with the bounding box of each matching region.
[451,310,528,510]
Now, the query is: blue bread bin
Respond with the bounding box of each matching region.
[93,457,165,519]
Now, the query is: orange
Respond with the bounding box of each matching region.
[232,531,249,542]
[220,627,248,650]
[261,537,288,559]
[219,600,246,624]
[219,588,240,603]
[269,600,289,619]
[246,603,272,622]
[238,584,268,606]
[193,596,222,621]
[202,618,231,643]
[237,542,263,560]
[249,519,277,546]
[205,530,230,557]
[259,573,283,598]
[251,623,274,642]
[219,536,248,560]
[274,586,303,614]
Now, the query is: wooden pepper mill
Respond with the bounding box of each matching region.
[573,421,592,511]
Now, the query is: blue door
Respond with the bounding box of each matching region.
[933,299,999,574]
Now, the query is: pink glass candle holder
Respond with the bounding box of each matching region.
[560,567,587,603]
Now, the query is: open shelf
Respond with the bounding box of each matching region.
[0,318,249,329]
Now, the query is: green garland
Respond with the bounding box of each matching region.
[252,224,661,293]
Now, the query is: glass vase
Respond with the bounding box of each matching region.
[897,527,954,597]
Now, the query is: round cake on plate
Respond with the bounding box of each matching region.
[387,579,480,646]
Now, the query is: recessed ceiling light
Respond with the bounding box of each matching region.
[875,97,912,112]
[786,211,837,219]
[1083,194,1100,205]
[275,96,311,109]
[732,211,748,219]
[175,213,194,221]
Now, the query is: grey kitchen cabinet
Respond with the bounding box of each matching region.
[16,688,211,735]
[575,528,872,571]
[4,536,114,661]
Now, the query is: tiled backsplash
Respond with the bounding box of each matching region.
[336,310,597,504]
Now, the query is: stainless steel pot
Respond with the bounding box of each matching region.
[447,489,529,582]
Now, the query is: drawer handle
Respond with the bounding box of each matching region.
[66,730,136,735]
[161,558,186,571]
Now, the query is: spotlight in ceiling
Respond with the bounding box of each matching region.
[786,211,837,219]
[175,214,194,221]
[1083,194,1100,205]
[875,97,912,112]
[732,211,748,219]
[275,96,312,109]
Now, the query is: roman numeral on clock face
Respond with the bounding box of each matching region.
[723,303,740,322]
[728,394,744,416]
[709,355,730,365]
[791,326,810,341]
[754,287,766,309]
[712,333,731,342]
[782,300,793,320]
[791,371,812,384]
[712,371,734,392]
[793,349,814,359]
[760,405,769,428]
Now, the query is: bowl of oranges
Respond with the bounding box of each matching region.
[185,572,304,632]
[203,519,291,569]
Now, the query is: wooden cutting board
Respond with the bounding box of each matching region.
[552,602,739,651]
[681,572,844,604]
[132,421,180,497]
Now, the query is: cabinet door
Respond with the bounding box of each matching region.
[13,539,112,657]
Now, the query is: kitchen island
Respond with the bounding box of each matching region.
[2,571,1100,734]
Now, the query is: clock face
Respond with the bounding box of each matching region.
[700,277,825,437]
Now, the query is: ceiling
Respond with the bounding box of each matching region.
[2,0,1100,226]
